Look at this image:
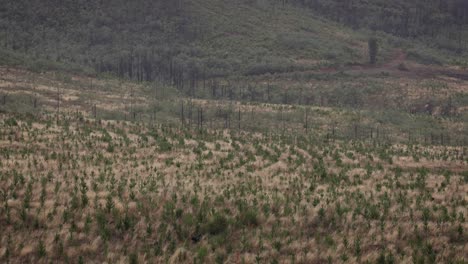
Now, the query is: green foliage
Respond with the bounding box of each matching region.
[96,211,111,240]
[0,112,466,263]
[238,209,259,227]
[407,49,443,65]
[0,0,386,79]
[157,137,172,152]
[369,38,379,64]
[37,240,46,258]
[284,0,468,55]
[4,117,18,127]
[129,252,138,264]
[105,195,115,213]
[196,247,208,262]
[354,237,361,257]
[206,214,229,235]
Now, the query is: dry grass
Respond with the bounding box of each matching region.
[0,112,466,263]
[0,62,466,263]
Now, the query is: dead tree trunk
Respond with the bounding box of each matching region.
[332,125,336,141]
[200,107,203,132]
[32,85,37,108]
[224,112,228,129]
[129,89,133,120]
[238,108,241,130]
[93,104,97,119]
[305,109,308,133]
[56,85,60,125]
[281,109,285,135]
[181,101,185,126]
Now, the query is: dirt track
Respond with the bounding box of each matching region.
[319,49,468,81]
[261,49,468,81]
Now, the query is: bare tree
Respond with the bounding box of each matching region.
[56,82,60,125]
[93,104,97,119]
[181,100,185,126]
[33,84,37,108]
[238,107,241,130]
[2,92,7,105]
[130,86,135,120]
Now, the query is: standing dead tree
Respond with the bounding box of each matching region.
[2,92,7,105]
[201,108,203,131]
[180,100,185,127]
[368,37,378,65]
[197,107,203,132]
[188,99,193,129]
[32,84,37,109]
[130,86,136,120]
[281,107,285,135]
[93,104,97,119]
[56,83,61,125]
[238,107,241,131]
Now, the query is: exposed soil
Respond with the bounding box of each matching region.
[257,49,468,83]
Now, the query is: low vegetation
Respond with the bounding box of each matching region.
[0,112,466,263]
[1,0,467,263]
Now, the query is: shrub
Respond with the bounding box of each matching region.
[398,63,408,71]
[244,58,297,76]
[157,137,172,152]
[407,49,443,65]
[105,194,114,213]
[129,252,138,264]
[37,240,46,258]
[354,238,361,257]
[206,214,229,235]
[5,117,18,127]
[197,247,208,262]
[238,210,259,227]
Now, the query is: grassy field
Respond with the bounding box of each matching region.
[0,110,466,263]
[1,1,468,262]
[0,62,467,263]
[1,49,467,145]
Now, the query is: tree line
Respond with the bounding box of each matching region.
[271,0,468,52]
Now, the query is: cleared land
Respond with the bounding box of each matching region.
[0,111,466,263]
[1,1,468,263]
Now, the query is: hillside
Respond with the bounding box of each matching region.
[286,0,468,48]
[1,0,468,144]
[0,0,424,79]
[0,0,467,138]
[0,1,467,263]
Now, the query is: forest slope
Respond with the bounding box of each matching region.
[0,0,420,80]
